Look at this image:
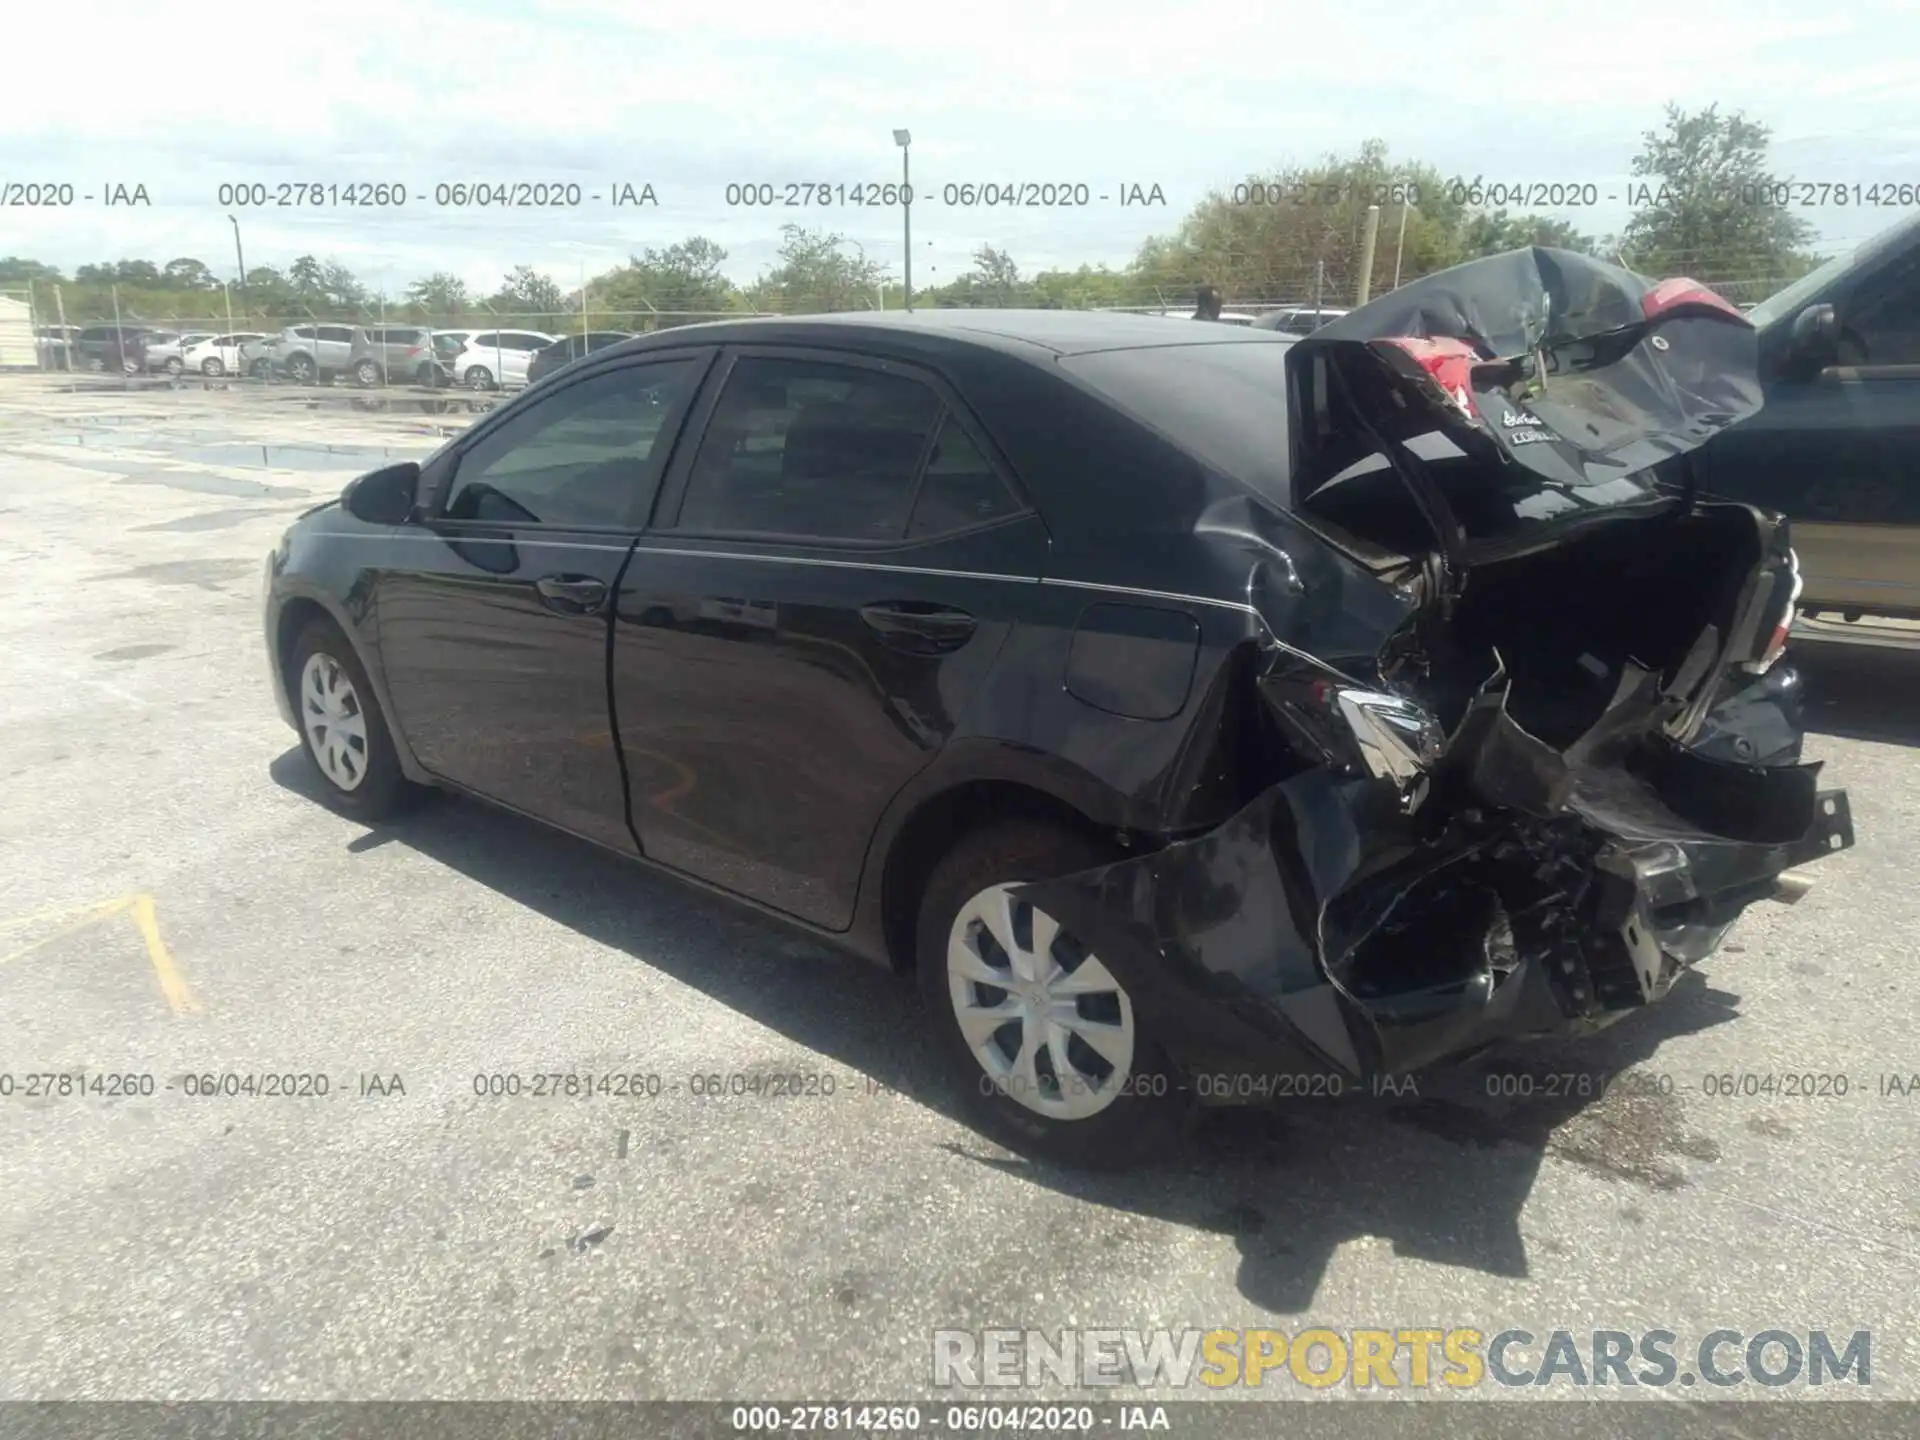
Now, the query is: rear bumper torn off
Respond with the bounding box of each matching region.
[1011,766,1854,1090]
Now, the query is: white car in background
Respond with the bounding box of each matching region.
[144,331,219,374]
[447,329,559,390]
[182,332,269,377]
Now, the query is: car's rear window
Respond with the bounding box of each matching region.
[1057,340,1296,503]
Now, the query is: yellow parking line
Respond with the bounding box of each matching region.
[129,894,202,1016]
[0,902,124,967]
[0,892,201,1016]
[0,897,125,935]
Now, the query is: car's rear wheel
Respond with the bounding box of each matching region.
[288,618,418,822]
[353,359,381,387]
[464,364,495,390]
[201,357,225,376]
[164,356,185,376]
[915,820,1187,1168]
[84,355,106,373]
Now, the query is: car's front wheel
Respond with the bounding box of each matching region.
[201,357,225,376]
[284,354,316,384]
[164,356,184,376]
[916,821,1187,1167]
[288,618,419,822]
[464,364,495,390]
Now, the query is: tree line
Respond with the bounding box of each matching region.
[1,105,1827,326]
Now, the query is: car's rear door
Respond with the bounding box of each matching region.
[612,345,1044,929]
[371,349,715,850]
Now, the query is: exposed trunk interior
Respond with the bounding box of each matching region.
[1425,506,1765,747]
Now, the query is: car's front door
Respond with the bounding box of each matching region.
[372,352,713,850]
[611,346,1043,929]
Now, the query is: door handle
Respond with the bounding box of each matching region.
[859,601,977,655]
[536,574,609,613]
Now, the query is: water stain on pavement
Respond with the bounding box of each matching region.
[95,643,176,662]
[133,508,288,533]
[94,558,255,592]
[1386,1080,1719,1191]
[113,471,310,499]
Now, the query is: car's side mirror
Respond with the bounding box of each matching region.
[342,461,421,525]
[1788,303,1840,370]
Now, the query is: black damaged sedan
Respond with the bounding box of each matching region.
[265,250,1854,1166]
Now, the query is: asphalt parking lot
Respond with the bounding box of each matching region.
[1,373,1917,1422]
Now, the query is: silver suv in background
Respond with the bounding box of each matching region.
[347,326,443,387]
[270,323,356,383]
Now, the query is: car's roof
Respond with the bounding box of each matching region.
[597,308,1296,362]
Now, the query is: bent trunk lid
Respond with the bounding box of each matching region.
[1285,246,1764,569]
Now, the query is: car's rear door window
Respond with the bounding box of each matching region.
[906,416,1022,537]
[674,355,943,541]
[439,359,701,529]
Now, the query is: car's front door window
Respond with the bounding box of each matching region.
[1843,256,1920,367]
[441,360,701,529]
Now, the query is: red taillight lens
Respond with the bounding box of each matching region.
[405,346,422,357]
[1642,277,1747,325]
[1380,336,1483,418]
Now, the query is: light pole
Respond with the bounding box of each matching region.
[228,214,247,312]
[893,129,912,311]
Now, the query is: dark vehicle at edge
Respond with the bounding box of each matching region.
[73,324,152,374]
[1700,209,1920,621]
[526,330,639,386]
[264,261,1854,1167]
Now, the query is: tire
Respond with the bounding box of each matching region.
[915,820,1187,1168]
[164,356,184,376]
[84,355,106,373]
[250,359,271,378]
[201,357,225,376]
[464,364,494,391]
[415,363,440,388]
[287,617,420,822]
[353,359,381,387]
[285,354,316,384]
[122,357,141,375]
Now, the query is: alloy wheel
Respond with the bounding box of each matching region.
[202,358,224,376]
[300,651,370,792]
[945,884,1137,1121]
[165,357,184,375]
[465,365,494,390]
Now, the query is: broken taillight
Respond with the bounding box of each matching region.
[1379,336,1483,419]
[1641,277,1747,325]
[1747,550,1804,675]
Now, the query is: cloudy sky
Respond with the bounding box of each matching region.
[6,0,1920,297]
